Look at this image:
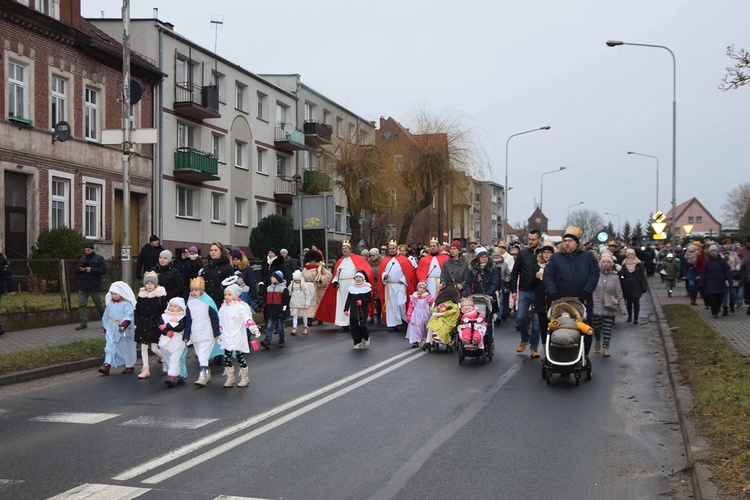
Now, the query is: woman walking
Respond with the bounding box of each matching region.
[592,253,626,357]
[701,244,731,319]
[619,249,648,324]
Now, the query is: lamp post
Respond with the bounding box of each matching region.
[604,212,621,237]
[627,151,659,212]
[567,201,584,225]
[607,40,677,245]
[540,166,566,213]
[503,126,551,241]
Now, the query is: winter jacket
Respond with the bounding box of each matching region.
[136,243,163,279]
[200,256,234,308]
[261,256,285,288]
[658,258,681,281]
[700,255,730,295]
[134,286,167,344]
[510,246,541,293]
[289,280,312,309]
[0,252,13,296]
[153,264,185,301]
[75,251,107,292]
[619,263,648,299]
[592,268,626,317]
[174,256,201,289]
[440,257,470,288]
[463,258,500,299]
[543,250,600,301]
[263,280,290,320]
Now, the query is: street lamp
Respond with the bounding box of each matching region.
[567,201,584,225]
[504,126,551,240]
[604,212,621,237]
[607,40,677,245]
[627,151,659,212]
[540,166,566,213]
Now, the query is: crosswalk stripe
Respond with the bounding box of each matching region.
[47,483,150,499]
[30,412,120,424]
[0,479,24,487]
[121,416,218,429]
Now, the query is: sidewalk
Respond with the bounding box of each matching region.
[648,275,750,359]
[0,321,104,356]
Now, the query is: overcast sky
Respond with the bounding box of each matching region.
[84,0,750,234]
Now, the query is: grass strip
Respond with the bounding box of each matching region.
[0,339,105,376]
[663,304,750,498]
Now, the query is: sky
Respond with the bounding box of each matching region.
[83,0,750,233]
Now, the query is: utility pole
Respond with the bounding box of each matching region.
[121,0,132,283]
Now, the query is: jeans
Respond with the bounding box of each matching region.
[722,286,738,308]
[265,317,285,343]
[78,290,104,324]
[516,289,540,349]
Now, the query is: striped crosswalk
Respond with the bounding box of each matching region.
[3,410,220,429]
[45,483,269,499]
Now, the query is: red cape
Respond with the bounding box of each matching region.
[416,253,449,283]
[377,254,417,323]
[315,254,374,324]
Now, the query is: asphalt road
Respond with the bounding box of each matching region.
[0,297,692,499]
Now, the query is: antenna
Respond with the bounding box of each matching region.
[210,14,224,54]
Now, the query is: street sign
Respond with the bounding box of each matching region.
[653,233,666,240]
[121,247,131,261]
[652,222,667,234]
[682,224,694,234]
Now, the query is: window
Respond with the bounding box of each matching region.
[276,205,291,218]
[177,122,195,149]
[175,57,194,87]
[304,102,316,122]
[276,155,288,176]
[235,82,247,112]
[386,224,396,241]
[84,87,99,141]
[276,103,289,126]
[50,75,66,128]
[36,0,59,18]
[394,154,404,171]
[306,150,315,171]
[211,133,223,162]
[8,60,29,120]
[51,177,69,229]
[235,140,247,168]
[696,216,702,224]
[386,188,397,206]
[256,147,267,174]
[176,186,197,218]
[211,69,225,102]
[323,109,332,125]
[687,216,694,223]
[336,117,344,138]
[211,192,224,223]
[256,201,267,225]
[84,183,102,238]
[257,92,267,120]
[349,123,356,142]
[235,198,248,226]
[335,205,343,232]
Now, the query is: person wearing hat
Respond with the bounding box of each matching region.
[463,245,500,353]
[74,241,107,330]
[134,271,167,379]
[619,248,648,324]
[657,252,681,297]
[701,244,731,318]
[136,235,164,280]
[316,241,374,332]
[367,248,383,323]
[230,250,260,310]
[416,238,449,298]
[509,229,544,357]
[184,277,221,386]
[465,238,479,261]
[261,270,291,349]
[440,240,469,291]
[153,249,185,301]
[591,252,627,357]
[344,270,373,349]
[543,226,600,357]
[376,240,416,332]
[260,248,285,299]
[279,248,298,285]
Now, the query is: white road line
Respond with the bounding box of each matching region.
[47,483,150,499]
[30,412,120,424]
[0,479,24,486]
[214,496,271,500]
[113,349,420,481]
[140,350,428,484]
[121,417,218,429]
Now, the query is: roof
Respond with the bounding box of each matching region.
[666,197,720,224]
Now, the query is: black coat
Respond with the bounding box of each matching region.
[261,256,285,288]
[75,252,107,292]
[134,287,167,344]
[701,255,730,295]
[510,246,541,292]
[136,243,164,279]
[153,264,185,301]
[0,253,13,296]
[619,263,648,299]
[201,256,234,308]
[173,256,201,289]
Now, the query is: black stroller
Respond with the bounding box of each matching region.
[541,298,592,385]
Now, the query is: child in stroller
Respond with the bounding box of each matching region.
[542,298,593,385]
[424,286,461,352]
[458,297,485,349]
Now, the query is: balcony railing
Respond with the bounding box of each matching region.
[303,121,333,146]
[274,124,306,152]
[302,169,331,192]
[274,175,298,198]
[173,83,220,120]
[173,147,220,181]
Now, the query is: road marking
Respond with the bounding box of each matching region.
[140,350,428,484]
[113,348,421,481]
[47,483,150,499]
[0,479,24,486]
[121,417,219,429]
[369,360,523,500]
[30,412,119,424]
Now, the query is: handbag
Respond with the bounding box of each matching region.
[603,292,618,313]
[731,270,742,281]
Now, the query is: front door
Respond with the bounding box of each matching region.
[4,172,28,258]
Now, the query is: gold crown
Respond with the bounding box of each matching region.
[388,239,398,246]
[430,237,439,244]
[342,240,351,248]
[564,226,583,239]
[190,277,205,290]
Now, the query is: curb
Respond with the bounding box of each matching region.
[649,291,717,499]
[0,357,104,387]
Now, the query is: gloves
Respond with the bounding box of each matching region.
[344,310,349,316]
[356,300,362,306]
[333,281,339,290]
[549,293,561,302]
[579,291,592,304]
[166,331,174,338]
[158,324,167,331]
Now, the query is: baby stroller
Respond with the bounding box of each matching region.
[424,286,461,352]
[457,293,494,365]
[541,298,592,385]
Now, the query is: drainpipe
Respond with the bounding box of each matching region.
[155,20,165,241]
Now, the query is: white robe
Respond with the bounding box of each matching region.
[158,312,187,378]
[423,255,443,298]
[218,301,252,353]
[187,298,217,365]
[382,259,408,327]
[332,257,358,327]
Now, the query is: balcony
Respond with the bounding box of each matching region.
[302,169,331,193]
[274,175,299,202]
[303,121,333,147]
[274,124,306,152]
[173,83,220,120]
[173,148,220,182]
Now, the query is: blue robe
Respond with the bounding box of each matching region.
[102,299,136,368]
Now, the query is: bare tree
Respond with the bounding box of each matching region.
[719,45,750,91]
[568,208,605,243]
[721,182,750,226]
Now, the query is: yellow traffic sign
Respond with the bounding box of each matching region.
[652,222,667,234]
[652,211,665,223]
[682,224,693,234]
[653,233,667,240]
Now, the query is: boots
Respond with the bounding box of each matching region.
[603,347,610,357]
[138,366,150,379]
[723,306,729,317]
[205,368,212,384]
[237,367,250,387]
[194,368,208,387]
[223,367,236,388]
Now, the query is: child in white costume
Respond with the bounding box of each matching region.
[219,284,260,388]
[158,297,188,387]
[184,277,220,387]
[289,270,312,335]
[98,281,137,375]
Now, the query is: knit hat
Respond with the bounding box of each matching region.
[280,248,288,255]
[474,246,489,258]
[599,252,614,263]
[143,271,159,286]
[268,248,278,256]
[563,226,582,244]
[231,250,243,260]
[149,234,160,243]
[541,239,556,252]
[369,248,380,256]
[272,270,284,282]
[84,241,95,249]
[708,244,719,253]
[188,246,198,253]
[450,240,462,251]
[666,253,674,259]
[292,270,303,281]
[417,281,428,289]
[159,250,173,260]
[224,284,242,300]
